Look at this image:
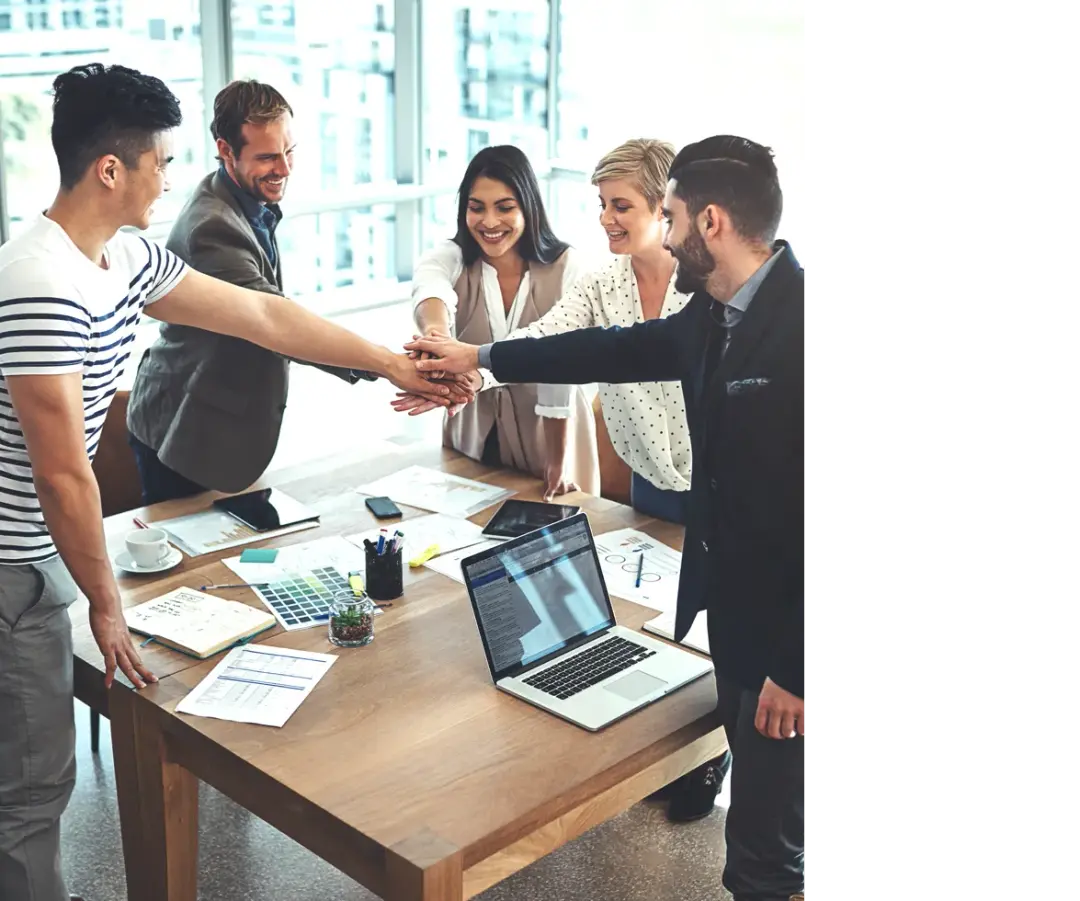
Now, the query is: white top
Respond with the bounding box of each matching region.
[410,239,591,418]
[0,214,188,563]
[505,254,693,493]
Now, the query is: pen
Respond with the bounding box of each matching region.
[376,530,386,555]
[634,552,645,588]
[133,517,148,530]
[200,582,258,591]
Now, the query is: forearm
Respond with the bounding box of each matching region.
[415,297,454,336]
[258,294,398,376]
[543,417,570,470]
[35,470,120,614]
[489,323,683,386]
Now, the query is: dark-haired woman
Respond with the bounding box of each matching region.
[411,145,599,498]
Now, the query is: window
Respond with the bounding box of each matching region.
[421,1,551,186]
[555,0,804,246]
[230,0,396,203]
[0,0,205,237]
[274,204,398,312]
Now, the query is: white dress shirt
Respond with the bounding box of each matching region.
[503,254,693,493]
[411,239,591,417]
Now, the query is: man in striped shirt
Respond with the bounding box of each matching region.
[0,63,458,901]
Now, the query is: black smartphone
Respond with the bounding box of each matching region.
[365,496,402,519]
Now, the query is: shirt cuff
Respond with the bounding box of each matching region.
[535,403,572,419]
[478,343,494,370]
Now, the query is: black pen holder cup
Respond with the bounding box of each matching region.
[365,544,403,600]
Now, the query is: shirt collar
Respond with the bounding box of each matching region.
[218,163,282,226]
[726,243,785,315]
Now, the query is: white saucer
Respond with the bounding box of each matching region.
[114,545,183,574]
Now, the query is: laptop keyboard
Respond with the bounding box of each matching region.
[522,635,656,700]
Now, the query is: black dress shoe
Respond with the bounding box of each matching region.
[666,751,732,823]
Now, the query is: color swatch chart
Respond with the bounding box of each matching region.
[252,566,379,632]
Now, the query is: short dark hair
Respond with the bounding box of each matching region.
[668,136,783,244]
[452,145,570,267]
[50,63,182,190]
[211,80,293,158]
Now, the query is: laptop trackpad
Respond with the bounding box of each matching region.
[604,670,667,701]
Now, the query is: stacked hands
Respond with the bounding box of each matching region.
[389,331,482,417]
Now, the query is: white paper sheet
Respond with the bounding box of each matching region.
[175,645,337,727]
[593,529,682,614]
[355,465,514,517]
[221,535,366,585]
[422,539,504,584]
[154,508,318,557]
[642,610,710,655]
[346,513,487,564]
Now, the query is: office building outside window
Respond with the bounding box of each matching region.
[420,0,551,250]
[0,0,205,236]
[230,0,397,299]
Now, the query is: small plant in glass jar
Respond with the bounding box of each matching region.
[328,590,375,648]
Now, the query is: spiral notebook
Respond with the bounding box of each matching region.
[124,588,276,659]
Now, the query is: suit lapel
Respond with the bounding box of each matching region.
[719,249,798,381]
[210,171,278,282]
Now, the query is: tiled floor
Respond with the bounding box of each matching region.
[64,702,733,901]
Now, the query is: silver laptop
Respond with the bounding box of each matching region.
[461,513,713,731]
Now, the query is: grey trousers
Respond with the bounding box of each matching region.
[0,558,78,901]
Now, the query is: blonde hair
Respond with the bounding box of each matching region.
[590,138,676,211]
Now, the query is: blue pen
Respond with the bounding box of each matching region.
[634,551,645,588]
[376,531,386,555]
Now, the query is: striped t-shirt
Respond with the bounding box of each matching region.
[0,213,188,564]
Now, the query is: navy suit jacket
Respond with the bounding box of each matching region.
[489,243,804,697]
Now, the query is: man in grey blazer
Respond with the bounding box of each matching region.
[127,80,374,503]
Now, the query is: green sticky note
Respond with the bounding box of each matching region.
[240,548,278,563]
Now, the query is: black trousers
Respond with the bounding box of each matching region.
[127,432,208,506]
[710,615,804,901]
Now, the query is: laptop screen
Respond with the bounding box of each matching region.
[461,514,615,680]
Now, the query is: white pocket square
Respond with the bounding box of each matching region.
[726,377,772,395]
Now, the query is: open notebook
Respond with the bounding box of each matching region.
[124,588,276,659]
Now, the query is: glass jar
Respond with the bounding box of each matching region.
[328,589,375,648]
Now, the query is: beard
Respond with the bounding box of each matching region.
[670,227,715,295]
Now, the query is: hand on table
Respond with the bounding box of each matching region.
[89,603,158,690]
[754,677,804,739]
[543,464,579,502]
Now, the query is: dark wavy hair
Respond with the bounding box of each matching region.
[51,63,182,190]
[452,145,569,266]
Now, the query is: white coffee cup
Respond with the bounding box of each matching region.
[125,528,171,568]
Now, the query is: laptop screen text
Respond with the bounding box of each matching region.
[463,518,612,677]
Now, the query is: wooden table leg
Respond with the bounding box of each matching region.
[386,831,464,901]
[110,685,199,901]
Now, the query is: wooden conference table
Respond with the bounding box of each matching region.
[71,445,726,901]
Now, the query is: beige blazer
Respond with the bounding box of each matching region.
[443,251,600,494]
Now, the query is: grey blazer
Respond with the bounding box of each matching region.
[127,170,366,492]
